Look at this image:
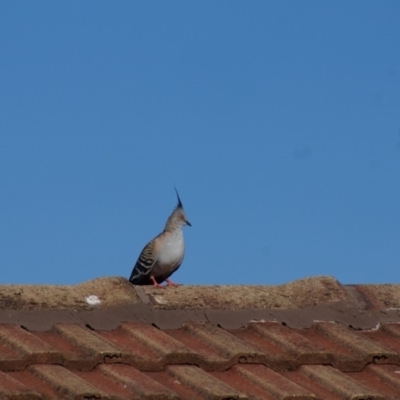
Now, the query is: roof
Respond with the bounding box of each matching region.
[1,276,400,399]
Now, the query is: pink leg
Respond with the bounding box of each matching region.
[165,278,181,287]
[150,276,165,288]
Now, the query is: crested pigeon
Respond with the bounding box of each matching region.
[129,189,191,287]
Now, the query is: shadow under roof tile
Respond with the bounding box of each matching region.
[167,365,248,400]
[0,370,41,400]
[0,325,62,366]
[232,365,316,399]
[248,322,332,366]
[98,364,180,400]
[29,364,110,400]
[300,365,385,400]
[315,322,397,370]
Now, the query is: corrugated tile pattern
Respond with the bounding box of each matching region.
[1,321,400,399]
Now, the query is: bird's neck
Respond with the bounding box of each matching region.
[164,225,184,235]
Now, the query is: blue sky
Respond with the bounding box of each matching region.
[1,2,399,285]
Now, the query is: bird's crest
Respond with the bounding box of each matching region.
[174,186,183,209]
[164,187,191,230]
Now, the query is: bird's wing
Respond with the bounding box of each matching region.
[129,238,158,284]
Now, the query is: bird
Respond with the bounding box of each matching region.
[129,188,191,288]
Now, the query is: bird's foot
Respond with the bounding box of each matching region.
[150,276,166,289]
[165,279,181,287]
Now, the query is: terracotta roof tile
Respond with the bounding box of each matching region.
[0,370,42,400]
[301,365,386,399]
[365,365,400,392]
[182,323,262,363]
[248,322,331,365]
[99,364,180,399]
[167,365,248,400]
[30,364,111,399]
[121,322,193,358]
[54,324,124,365]
[220,365,317,399]
[0,276,400,399]
[0,325,56,357]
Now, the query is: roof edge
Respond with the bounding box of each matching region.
[1,301,399,331]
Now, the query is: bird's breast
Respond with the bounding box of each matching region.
[158,231,185,265]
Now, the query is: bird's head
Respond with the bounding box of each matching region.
[165,188,191,230]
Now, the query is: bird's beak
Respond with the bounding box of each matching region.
[186,220,192,227]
